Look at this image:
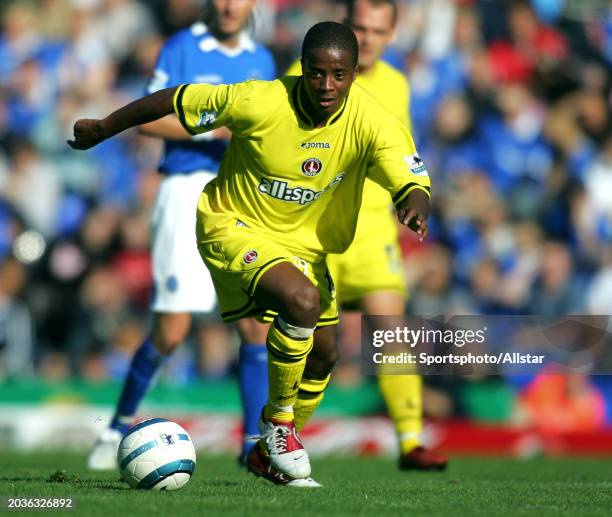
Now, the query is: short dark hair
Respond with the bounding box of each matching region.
[301,21,359,68]
[346,0,398,26]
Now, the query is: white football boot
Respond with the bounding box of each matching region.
[258,416,311,479]
[246,443,321,487]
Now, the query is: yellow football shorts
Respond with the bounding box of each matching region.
[198,217,338,327]
[328,207,406,305]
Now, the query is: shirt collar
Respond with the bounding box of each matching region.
[194,22,256,57]
[292,78,349,128]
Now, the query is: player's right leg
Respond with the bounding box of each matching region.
[87,312,191,470]
[250,262,321,480]
[245,324,335,488]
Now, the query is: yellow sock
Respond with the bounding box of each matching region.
[378,374,423,453]
[294,374,330,432]
[264,319,313,423]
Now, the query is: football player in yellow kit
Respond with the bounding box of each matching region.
[69,22,431,486]
[287,0,447,471]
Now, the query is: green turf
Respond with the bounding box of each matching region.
[0,453,611,516]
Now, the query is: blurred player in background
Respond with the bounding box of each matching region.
[87,0,275,470]
[69,21,432,486]
[287,0,446,470]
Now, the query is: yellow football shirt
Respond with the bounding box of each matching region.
[173,77,430,259]
[286,59,411,213]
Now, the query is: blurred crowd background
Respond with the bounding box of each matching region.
[0,0,611,430]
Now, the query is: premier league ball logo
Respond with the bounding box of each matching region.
[160,433,176,445]
[301,158,322,177]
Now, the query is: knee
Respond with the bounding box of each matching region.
[284,285,320,326]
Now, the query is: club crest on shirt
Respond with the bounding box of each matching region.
[404,153,428,176]
[198,110,217,128]
[243,250,258,264]
[301,158,322,177]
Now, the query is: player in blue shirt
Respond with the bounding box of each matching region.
[87,0,275,470]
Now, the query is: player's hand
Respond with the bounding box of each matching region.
[397,189,430,242]
[67,119,107,150]
[398,207,428,241]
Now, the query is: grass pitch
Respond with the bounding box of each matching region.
[0,452,610,516]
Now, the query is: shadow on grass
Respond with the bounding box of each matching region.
[0,476,46,483]
[202,479,244,489]
[0,476,128,492]
[70,479,129,491]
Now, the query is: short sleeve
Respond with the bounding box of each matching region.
[173,83,234,135]
[368,120,431,208]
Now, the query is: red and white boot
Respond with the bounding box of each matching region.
[246,445,321,487]
[258,414,311,480]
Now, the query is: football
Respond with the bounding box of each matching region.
[117,418,196,490]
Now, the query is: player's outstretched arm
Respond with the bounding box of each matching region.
[67,87,179,150]
[396,189,430,242]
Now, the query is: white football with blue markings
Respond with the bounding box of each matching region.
[117,418,196,490]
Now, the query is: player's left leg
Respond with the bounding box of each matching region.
[364,292,447,471]
[294,325,338,432]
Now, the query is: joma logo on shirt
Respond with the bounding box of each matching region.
[258,173,345,205]
[300,142,331,149]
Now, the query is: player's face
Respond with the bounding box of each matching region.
[209,0,255,38]
[301,47,357,121]
[349,0,395,71]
